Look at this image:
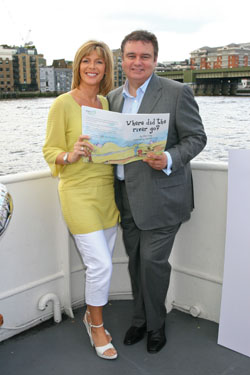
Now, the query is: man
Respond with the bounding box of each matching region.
[107,30,207,353]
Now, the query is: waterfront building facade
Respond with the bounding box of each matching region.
[40,63,72,93]
[54,68,72,92]
[52,59,72,93]
[190,42,250,70]
[13,47,46,91]
[0,45,46,92]
[52,59,72,69]
[0,46,16,92]
[40,66,56,92]
[112,49,126,88]
[155,60,190,72]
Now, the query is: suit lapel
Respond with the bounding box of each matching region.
[115,88,125,112]
[138,74,162,114]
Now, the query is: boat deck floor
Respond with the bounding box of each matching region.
[0,300,249,375]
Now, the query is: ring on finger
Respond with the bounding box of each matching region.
[80,146,84,151]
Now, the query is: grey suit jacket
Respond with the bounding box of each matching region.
[107,74,207,230]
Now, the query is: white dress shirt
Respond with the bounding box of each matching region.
[116,75,172,180]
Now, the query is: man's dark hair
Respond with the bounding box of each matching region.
[121,30,158,60]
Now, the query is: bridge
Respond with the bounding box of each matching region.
[157,67,250,95]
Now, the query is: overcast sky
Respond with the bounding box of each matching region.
[1,0,249,65]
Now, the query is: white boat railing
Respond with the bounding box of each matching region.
[0,161,228,341]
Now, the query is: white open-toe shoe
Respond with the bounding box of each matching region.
[90,323,118,360]
[84,318,118,360]
[83,311,91,337]
[83,311,112,342]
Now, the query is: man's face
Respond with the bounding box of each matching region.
[122,40,157,86]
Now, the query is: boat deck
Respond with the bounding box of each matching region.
[0,300,249,375]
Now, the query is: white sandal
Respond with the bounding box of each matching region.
[83,311,112,341]
[83,311,91,336]
[83,312,117,359]
[90,323,118,360]
[94,341,117,360]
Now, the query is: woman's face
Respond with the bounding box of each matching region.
[79,50,106,87]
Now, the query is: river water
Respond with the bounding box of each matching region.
[0,96,250,176]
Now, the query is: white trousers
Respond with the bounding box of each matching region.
[73,225,117,306]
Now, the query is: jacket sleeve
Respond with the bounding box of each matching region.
[167,84,207,172]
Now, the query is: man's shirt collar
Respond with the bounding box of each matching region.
[122,74,153,99]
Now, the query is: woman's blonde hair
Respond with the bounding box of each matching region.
[71,40,114,95]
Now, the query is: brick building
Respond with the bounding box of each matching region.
[112,49,126,88]
[190,43,250,70]
[0,46,16,92]
[0,45,46,92]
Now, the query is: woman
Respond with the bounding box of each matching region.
[43,41,119,360]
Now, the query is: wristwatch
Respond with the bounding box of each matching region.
[63,152,71,164]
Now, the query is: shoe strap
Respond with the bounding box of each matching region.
[90,322,104,328]
[95,342,115,353]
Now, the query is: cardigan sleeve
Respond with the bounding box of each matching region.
[43,96,68,177]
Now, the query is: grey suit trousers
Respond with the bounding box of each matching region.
[119,180,181,331]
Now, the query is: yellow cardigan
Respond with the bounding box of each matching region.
[43,93,119,234]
